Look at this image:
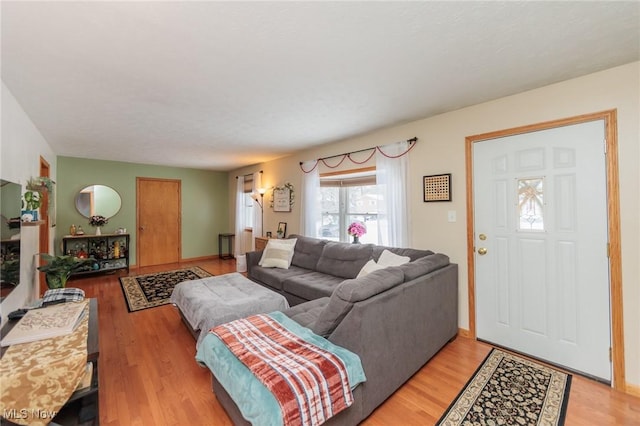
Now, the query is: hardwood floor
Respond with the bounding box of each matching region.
[69,258,640,425]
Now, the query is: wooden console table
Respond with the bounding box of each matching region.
[0,299,99,426]
[63,234,130,276]
[255,236,270,251]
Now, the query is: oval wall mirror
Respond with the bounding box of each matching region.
[75,185,122,219]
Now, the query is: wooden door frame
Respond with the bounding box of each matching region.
[135,177,182,268]
[38,156,50,296]
[465,110,625,390]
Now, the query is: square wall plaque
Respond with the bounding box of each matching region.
[423,173,452,202]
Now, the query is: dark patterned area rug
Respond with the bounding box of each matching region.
[120,267,212,312]
[437,348,572,426]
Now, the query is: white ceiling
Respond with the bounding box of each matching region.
[2,1,638,171]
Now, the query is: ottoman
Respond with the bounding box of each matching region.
[170,272,290,348]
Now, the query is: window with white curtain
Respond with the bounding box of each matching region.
[243,193,254,228]
[243,176,254,229]
[319,169,378,244]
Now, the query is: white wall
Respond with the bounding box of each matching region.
[229,62,640,388]
[1,81,57,325]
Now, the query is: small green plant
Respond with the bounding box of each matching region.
[37,254,92,289]
[22,191,41,211]
[26,176,54,195]
[26,176,55,211]
[1,259,20,287]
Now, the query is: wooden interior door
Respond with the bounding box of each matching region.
[38,157,50,296]
[136,178,181,267]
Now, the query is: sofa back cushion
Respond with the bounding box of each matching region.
[311,267,404,337]
[335,267,405,303]
[372,246,434,262]
[316,242,373,279]
[397,253,450,281]
[289,234,327,270]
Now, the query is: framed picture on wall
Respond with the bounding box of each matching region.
[423,173,452,202]
[273,188,291,212]
[277,222,287,238]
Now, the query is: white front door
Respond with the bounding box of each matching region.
[473,119,611,381]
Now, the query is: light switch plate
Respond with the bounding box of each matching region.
[447,210,457,222]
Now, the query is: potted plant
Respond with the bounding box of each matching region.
[347,221,367,244]
[21,190,41,221]
[1,259,20,288]
[37,254,92,289]
[89,215,108,235]
[26,176,55,212]
[26,176,54,195]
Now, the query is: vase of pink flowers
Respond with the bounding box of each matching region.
[89,215,108,235]
[347,221,366,244]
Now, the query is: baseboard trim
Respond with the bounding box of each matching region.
[458,328,471,338]
[626,383,640,397]
[181,255,218,262]
[126,255,218,271]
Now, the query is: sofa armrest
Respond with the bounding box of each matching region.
[246,250,263,276]
[328,264,458,419]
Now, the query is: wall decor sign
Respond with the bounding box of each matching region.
[271,182,294,212]
[423,173,452,202]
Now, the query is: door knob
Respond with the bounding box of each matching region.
[478,247,488,255]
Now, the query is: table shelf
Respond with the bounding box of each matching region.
[62,234,130,276]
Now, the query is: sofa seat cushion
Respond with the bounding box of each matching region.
[282,297,329,329]
[289,234,328,270]
[311,268,405,337]
[316,242,373,279]
[397,253,450,282]
[249,265,310,291]
[282,272,345,301]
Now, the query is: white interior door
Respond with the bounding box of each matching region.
[473,120,611,381]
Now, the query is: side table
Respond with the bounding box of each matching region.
[218,233,235,260]
[255,236,270,251]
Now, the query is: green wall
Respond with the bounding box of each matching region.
[56,157,229,265]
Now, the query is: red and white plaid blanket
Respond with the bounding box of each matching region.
[211,314,354,426]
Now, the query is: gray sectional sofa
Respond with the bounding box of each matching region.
[211,235,459,425]
[247,234,444,306]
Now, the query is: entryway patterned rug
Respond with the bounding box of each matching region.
[437,348,572,426]
[120,267,212,312]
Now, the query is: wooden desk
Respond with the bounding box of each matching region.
[0,299,99,425]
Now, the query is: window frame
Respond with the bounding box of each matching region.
[319,167,377,243]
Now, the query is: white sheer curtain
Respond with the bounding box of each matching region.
[234,176,247,257]
[300,160,320,237]
[376,141,410,247]
[251,171,263,248]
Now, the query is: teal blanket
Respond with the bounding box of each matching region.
[195,311,366,425]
